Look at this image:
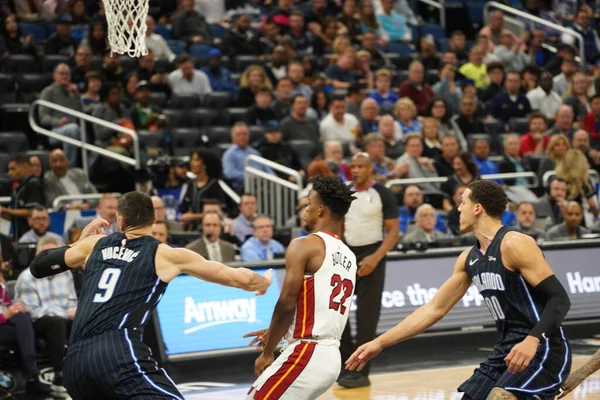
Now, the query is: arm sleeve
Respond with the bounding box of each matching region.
[376,184,400,219]
[529,275,570,340]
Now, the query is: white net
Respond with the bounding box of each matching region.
[103,0,149,58]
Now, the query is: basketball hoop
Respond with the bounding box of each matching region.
[103,0,149,57]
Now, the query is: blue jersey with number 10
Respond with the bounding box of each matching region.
[69,233,167,345]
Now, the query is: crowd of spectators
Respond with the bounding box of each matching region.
[1,0,600,392]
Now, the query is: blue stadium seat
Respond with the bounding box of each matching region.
[0,132,29,153]
[387,42,412,55]
[209,24,227,39]
[189,44,212,64]
[166,40,186,56]
[465,1,485,25]
[438,38,450,52]
[0,74,17,104]
[409,24,420,41]
[19,22,47,42]
[153,25,173,40]
[43,55,69,73]
[5,54,38,73]
[421,24,447,41]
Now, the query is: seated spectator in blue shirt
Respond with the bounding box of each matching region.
[399,185,447,234]
[201,49,238,95]
[18,205,65,245]
[222,122,274,191]
[232,193,258,243]
[368,69,399,114]
[376,0,411,43]
[487,71,532,123]
[472,139,501,183]
[325,50,359,90]
[240,215,285,261]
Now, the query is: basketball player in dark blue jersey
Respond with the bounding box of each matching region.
[346,180,572,400]
[28,192,272,400]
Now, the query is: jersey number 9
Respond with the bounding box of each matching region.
[93,268,122,303]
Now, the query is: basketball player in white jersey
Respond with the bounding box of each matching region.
[244,176,357,400]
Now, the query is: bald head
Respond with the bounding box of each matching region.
[571,129,590,150]
[49,148,68,177]
[555,105,574,130]
[324,140,343,162]
[360,98,379,120]
[151,196,166,220]
[408,61,424,84]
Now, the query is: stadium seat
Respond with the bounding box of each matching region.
[120,56,138,73]
[166,40,186,56]
[137,130,165,148]
[172,128,209,155]
[205,92,233,109]
[190,108,220,128]
[189,44,212,64]
[0,74,17,104]
[495,133,514,155]
[162,108,189,127]
[0,132,29,153]
[205,126,231,145]
[209,24,227,39]
[153,25,173,40]
[438,38,450,52]
[235,55,261,72]
[421,23,447,41]
[508,118,531,135]
[0,172,11,197]
[0,103,31,135]
[150,92,168,108]
[230,73,242,85]
[248,125,265,145]
[388,53,413,70]
[154,58,173,73]
[483,119,505,135]
[223,108,249,125]
[90,56,103,71]
[19,22,47,42]
[18,74,52,102]
[26,150,50,171]
[0,154,9,173]
[289,139,318,168]
[523,154,543,174]
[215,143,232,156]
[409,24,420,42]
[425,70,439,85]
[5,54,38,73]
[42,55,69,73]
[170,93,202,110]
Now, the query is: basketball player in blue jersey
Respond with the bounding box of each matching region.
[346,180,572,400]
[28,191,272,400]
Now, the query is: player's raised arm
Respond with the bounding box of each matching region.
[156,245,272,295]
[30,218,110,278]
[346,249,472,372]
[501,232,571,373]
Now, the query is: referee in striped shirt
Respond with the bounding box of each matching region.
[339,153,399,388]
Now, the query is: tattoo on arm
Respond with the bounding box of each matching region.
[570,349,600,382]
[485,388,518,400]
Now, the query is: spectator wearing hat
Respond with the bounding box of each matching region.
[144,16,176,62]
[130,81,169,131]
[256,125,304,182]
[200,49,237,95]
[245,87,278,126]
[44,14,77,57]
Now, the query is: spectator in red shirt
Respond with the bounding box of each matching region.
[399,61,435,116]
[520,112,550,157]
[583,95,600,149]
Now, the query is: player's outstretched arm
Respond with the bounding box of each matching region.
[156,245,272,294]
[346,249,472,372]
[253,237,313,377]
[30,218,109,278]
[557,348,600,398]
[501,232,571,374]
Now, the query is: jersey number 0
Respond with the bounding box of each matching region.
[93,268,122,303]
[329,274,353,314]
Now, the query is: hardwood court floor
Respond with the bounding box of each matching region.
[184,356,600,400]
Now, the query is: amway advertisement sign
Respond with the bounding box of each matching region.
[156,268,280,355]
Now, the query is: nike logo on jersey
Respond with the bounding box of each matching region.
[469,259,478,266]
[488,256,497,262]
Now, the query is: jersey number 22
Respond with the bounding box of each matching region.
[329,274,353,314]
[93,268,122,303]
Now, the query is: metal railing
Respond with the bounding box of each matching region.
[0,197,9,204]
[29,99,142,181]
[484,1,585,63]
[244,155,303,229]
[386,171,539,189]
[52,193,122,210]
[542,170,600,187]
